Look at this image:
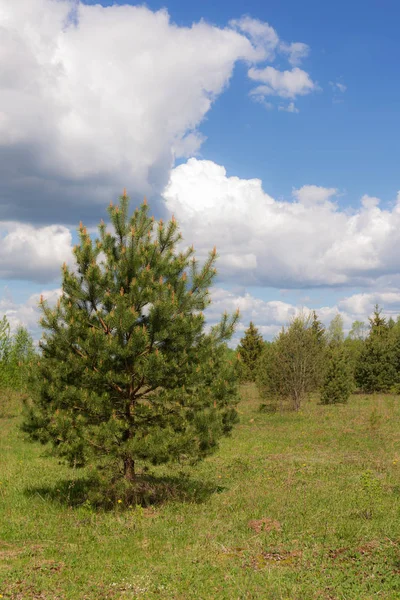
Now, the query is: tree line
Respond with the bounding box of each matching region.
[237,306,400,411]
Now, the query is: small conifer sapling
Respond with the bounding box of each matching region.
[320,347,353,405]
[237,321,264,382]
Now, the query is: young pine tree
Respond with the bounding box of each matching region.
[23,194,239,483]
[320,347,353,405]
[310,310,327,388]
[355,305,397,393]
[311,310,326,346]
[237,321,264,382]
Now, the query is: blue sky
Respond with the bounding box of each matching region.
[1,0,400,340]
[81,0,400,202]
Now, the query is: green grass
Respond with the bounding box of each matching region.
[2,386,400,599]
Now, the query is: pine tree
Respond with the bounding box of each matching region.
[355,305,397,392]
[370,304,388,336]
[320,347,353,404]
[237,321,264,382]
[23,193,239,483]
[311,310,325,346]
[310,310,328,388]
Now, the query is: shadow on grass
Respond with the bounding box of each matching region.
[24,472,225,510]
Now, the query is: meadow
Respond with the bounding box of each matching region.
[1,386,400,599]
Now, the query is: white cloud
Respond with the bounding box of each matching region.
[251,96,274,110]
[0,222,72,282]
[0,2,315,224]
[209,287,400,346]
[330,81,347,94]
[338,292,400,317]
[0,284,347,344]
[293,185,337,206]
[3,284,399,346]
[229,16,279,61]
[209,287,298,335]
[248,66,317,100]
[361,194,380,209]
[278,102,299,113]
[280,42,310,66]
[330,81,347,104]
[163,158,400,288]
[0,288,61,334]
[207,287,374,345]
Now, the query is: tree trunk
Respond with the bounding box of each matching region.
[123,456,135,481]
[292,389,301,411]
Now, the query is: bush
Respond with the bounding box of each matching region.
[320,347,353,405]
[256,313,323,411]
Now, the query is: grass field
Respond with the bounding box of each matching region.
[1,386,400,599]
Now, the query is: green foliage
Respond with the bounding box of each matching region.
[0,315,12,386]
[0,317,35,390]
[344,337,364,385]
[256,313,323,411]
[348,320,367,341]
[327,313,345,346]
[23,195,240,482]
[370,304,388,334]
[10,326,36,390]
[355,306,398,393]
[320,346,353,404]
[311,310,326,345]
[358,469,384,519]
[237,321,264,382]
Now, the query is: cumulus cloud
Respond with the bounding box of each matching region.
[0,288,61,334]
[338,291,400,317]
[0,2,314,225]
[207,287,380,346]
[0,222,72,282]
[163,158,400,289]
[280,42,310,66]
[208,287,299,341]
[293,185,337,206]
[229,16,280,60]
[0,284,364,344]
[210,287,400,346]
[2,282,398,345]
[248,66,317,100]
